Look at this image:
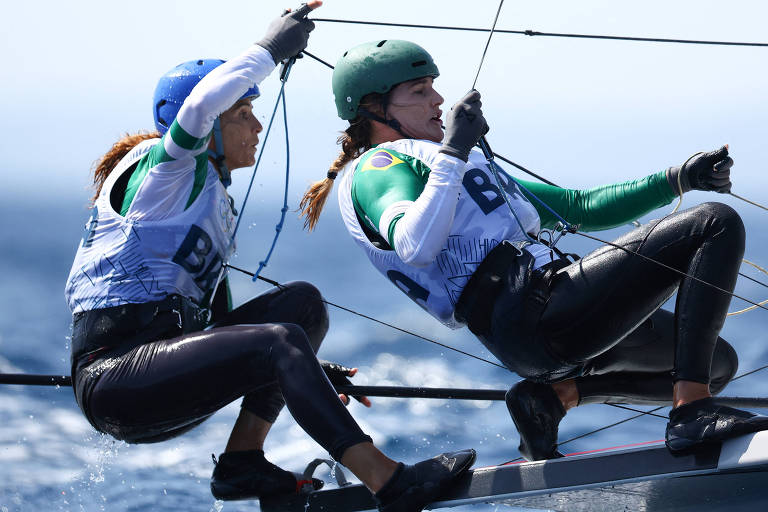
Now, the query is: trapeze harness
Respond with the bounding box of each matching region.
[64,45,372,459]
[339,139,740,403]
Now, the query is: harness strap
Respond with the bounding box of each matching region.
[455,240,531,335]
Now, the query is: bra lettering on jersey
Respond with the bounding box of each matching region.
[462,166,525,215]
[173,225,212,274]
[387,270,430,311]
[172,224,223,292]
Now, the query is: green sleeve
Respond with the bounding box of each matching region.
[120,121,210,216]
[517,170,676,231]
[351,148,430,245]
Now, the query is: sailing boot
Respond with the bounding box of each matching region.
[506,380,566,461]
[666,397,768,453]
[374,449,476,512]
[210,449,323,500]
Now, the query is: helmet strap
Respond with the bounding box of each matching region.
[358,108,410,140]
[208,118,232,188]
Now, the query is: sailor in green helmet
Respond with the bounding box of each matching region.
[301,39,768,461]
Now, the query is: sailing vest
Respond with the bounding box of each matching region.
[65,139,235,314]
[338,139,553,328]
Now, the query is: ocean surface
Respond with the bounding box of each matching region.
[2,190,768,512]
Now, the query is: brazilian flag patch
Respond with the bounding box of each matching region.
[360,150,404,172]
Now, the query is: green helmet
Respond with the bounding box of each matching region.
[332,40,440,120]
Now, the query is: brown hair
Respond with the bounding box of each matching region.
[91,131,161,202]
[299,93,386,231]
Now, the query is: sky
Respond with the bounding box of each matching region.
[2,0,768,378]
[1,2,768,509]
[3,0,767,196]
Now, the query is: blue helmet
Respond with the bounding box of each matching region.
[152,59,260,134]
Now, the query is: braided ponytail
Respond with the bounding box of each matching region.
[300,117,373,231]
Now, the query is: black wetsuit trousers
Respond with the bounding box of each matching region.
[72,281,371,460]
[482,202,743,405]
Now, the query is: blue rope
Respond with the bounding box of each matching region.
[232,81,288,239]
[486,159,537,242]
[253,88,290,281]
[488,158,576,239]
[509,172,574,230]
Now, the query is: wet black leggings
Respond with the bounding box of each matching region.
[487,202,744,404]
[74,282,371,460]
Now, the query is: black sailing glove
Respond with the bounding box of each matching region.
[319,360,368,406]
[666,145,733,195]
[439,89,489,162]
[256,3,316,64]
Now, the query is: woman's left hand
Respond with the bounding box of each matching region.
[667,145,733,195]
[319,360,372,407]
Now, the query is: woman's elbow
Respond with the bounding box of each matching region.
[398,247,437,268]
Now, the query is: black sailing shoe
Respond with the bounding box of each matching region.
[506,380,566,461]
[666,397,768,453]
[210,449,323,501]
[374,449,476,512]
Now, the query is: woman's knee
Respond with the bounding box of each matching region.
[697,202,745,247]
[266,322,314,358]
[281,281,329,353]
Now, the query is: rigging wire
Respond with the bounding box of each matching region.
[739,261,768,290]
[732,362,768,382]
[225,263,509,370]
[511,359,768,463]
[471,0,505,90]
[502,405,668,465]
[730,191,768,212]
[302,47,768,304]
[312,18,768,48]
[225,259,768,448]
[573,230,768,313]
[302,50,335,70]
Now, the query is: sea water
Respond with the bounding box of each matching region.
[2,196,767,512]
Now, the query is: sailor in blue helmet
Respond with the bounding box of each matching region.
[65,3,475,508]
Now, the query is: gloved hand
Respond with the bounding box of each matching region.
[256,2,319,64]
[319,360,371,407]
[439,89,489,162]
[666,145,733,195]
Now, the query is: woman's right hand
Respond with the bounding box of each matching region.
[439,89,489,162]
[666,145,733,195]
[256,1,322,64]
[319,360,372,407]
